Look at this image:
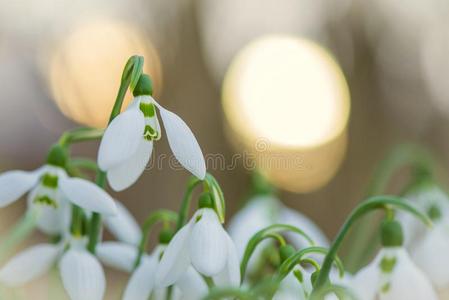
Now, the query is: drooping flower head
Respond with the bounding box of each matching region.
[98,74,206,191]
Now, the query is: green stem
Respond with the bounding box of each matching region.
[240,224,314,282]
[202,288,254,300]
[0,211,36,261]
[86,56,144,254]
[277,247,344,281]
[134,209,178,267]
[313,195,431,294]
[68,158,99,172]
[346,144,434,271]
[59,127,105,146]
[176,177,202,230]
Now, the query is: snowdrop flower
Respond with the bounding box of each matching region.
[228,195,328,271]
[103,200,142,246]
[396,183,449,247]
[98,74,206,191]
[351,219,438,300]
[123,245,208,300]
[155,207,240,289]
[0,236,107,300]
[0,146,117,234]
[411,220,449,289]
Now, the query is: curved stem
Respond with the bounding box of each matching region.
[87,56,144,254]
[134,209,178,267]
[240,224,315,282]
[68,158,99,172]
[277,247,344,281]
[176,177,201,230]
[59,128,105,147]
[346,144,434,271]
[313,195,431,293]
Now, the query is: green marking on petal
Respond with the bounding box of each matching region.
[195,214,203,223]
[380,256,397,273]
[293,269,304,283]
[143,125,159,141]
[139,102,156,118]
[381,282,391,293]
[41,174,59,189]
[33,195,58,209]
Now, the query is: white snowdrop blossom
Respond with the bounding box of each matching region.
[351,247,438,300]
[123,245,208,300]
[411,220,449,289]
[0,164,117,234]
[103,200,142,246]
[154,208,240,289]
[98,93,206,191]
[0,237,107,300]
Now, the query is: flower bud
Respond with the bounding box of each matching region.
[380,219,404,247]
[159,228,174,245]
[198,193,213,209]
[279,244,295,263]
[133,74,153,96]
[46,144,68,167]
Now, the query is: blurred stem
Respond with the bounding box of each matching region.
[176,177,202,230]
[345,144,434,272]
[87,55,144,254]
[312,195,431,294]
[202,288,254,300]
[0,211,36,261]
[68,158,99,172]
[58,127,104,147]
[134,209,178,267]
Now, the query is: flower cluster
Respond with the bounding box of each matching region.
[0,57,447,300]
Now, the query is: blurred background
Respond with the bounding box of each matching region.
[1,0,449,298]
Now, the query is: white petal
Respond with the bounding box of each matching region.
[27,185,71,235]
[104,200,142,245]
[106,140,153,191]
[384,249,438,300]
[189,208,227,276]
[97,107,145,171]
[155,101,206,179]
[123,255,159,300]
[155,223,192,287]
[175,266,208,300]
[351,252,382,300]
[213,233,241,287]
[0,244,59,286]
[96,242,138,273]
[59,177,117,216]
[0,168,42,207]
[59,249,106,300]
[411,224,449,288]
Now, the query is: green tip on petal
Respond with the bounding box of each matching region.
[133,74,153,96]
[47,144,68,167]
[380,219,404,247]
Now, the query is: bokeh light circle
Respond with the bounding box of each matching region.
[49,18,162,128]
[223,35,350,192]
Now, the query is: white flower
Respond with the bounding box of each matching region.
[0,165,117,234]
[123,245,208,300]
[351,247,438,300]
[0,237,106,300]
[396,184,449,247]
[227,195,328,272]
[97,95,206,191]
[411,221,449,289]
[103,200,142,246]
[155,208,240,289]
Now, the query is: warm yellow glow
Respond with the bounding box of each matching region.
[49,18,162,128]
[223,35,350,192]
